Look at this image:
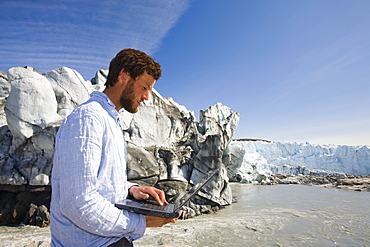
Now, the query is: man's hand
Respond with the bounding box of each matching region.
[145,211,182,227]
[128,186,168,206]
[128,186,183,227]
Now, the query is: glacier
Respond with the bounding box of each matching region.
[224,140,370,183]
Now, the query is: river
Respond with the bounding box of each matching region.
[1,184,369,247]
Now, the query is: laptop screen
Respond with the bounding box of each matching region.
[174,169,219,210]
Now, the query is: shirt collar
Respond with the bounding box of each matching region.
[90,91,123,129]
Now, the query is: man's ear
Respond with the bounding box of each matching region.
[119,69,131,84]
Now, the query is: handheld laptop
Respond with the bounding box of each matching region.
[115,169,219,218]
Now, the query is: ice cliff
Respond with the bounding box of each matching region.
[0,66,240,207]
[224,140,370,183]
[0,66,369,190]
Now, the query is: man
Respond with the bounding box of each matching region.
[50,48,179,247]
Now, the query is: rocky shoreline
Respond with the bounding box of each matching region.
[264,174,370,192]
[0,184,224,227]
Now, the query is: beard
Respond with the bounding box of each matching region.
[120,80,139,113]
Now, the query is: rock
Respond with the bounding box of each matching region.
[272,174,370,191]
[155,180,189,203]
[5,67,63,146]
[0,70,11,98]
[0,189,51,225]
[126,142,160,186]
[44,67,93,118]
[0,70,10,127]
[120,87,239,207]
[198,103,239,150]
[121,88,198,148]
[191,135,233,205]
[339,179,354,185]
[157,148,188,181]
[90,68,108,92]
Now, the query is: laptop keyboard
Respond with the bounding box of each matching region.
[142,201,170,211]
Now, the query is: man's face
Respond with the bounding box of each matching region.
[120,72,155,113]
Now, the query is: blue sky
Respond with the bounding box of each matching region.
[1,0,369,146]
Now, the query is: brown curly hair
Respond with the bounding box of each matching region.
[105,48,162,87]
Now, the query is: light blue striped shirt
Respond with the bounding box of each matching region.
[50,91,145,246]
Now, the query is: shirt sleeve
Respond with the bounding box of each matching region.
[54,107,146,239]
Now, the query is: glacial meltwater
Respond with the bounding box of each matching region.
[1,184,369,247]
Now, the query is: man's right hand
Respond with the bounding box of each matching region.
[129,186,168,206]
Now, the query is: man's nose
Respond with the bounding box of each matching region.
[142,90,150,101]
